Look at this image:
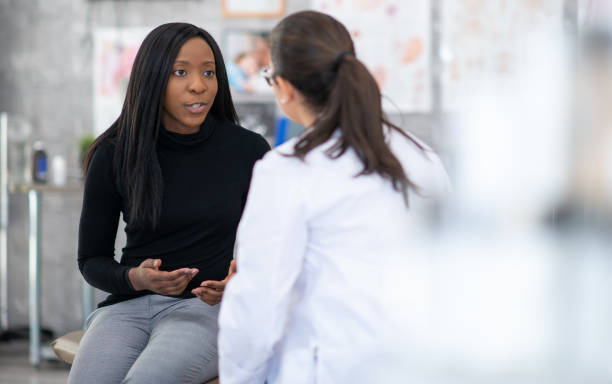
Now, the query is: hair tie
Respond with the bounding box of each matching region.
[333,50,353,71]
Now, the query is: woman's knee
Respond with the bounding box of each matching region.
[122,344,217,384]
[68,308,150,384]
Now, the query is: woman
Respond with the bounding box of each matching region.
[218,11,450,384]
[69,22,270,384]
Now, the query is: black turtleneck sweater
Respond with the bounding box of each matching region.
[77,115,270,307]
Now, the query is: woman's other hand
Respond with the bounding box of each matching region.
[192,259,237,306]
[128,259,198,295]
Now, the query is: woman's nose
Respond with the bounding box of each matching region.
[188,74,207,93]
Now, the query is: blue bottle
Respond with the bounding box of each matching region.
[32,141,48,184]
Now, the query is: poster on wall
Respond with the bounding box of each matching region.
[93,28,149,136]
[312,0,431,113]
[440,0,564,110]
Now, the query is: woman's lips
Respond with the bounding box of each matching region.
[185,103,206,113]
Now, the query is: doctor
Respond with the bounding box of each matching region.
[218,10,450,384]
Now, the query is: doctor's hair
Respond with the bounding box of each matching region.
[83,22,238,229]
[270,11,423,202]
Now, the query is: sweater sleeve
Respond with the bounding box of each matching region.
[253,133,272,161]
[241,133,271,211]
[77,143,135,294]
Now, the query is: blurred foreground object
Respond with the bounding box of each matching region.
[407,17,612,383]
[569,25,612,215]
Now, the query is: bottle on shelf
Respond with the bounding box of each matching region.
[51,155,67,186]
[31,141,48,184]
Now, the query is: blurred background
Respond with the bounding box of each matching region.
[1,0,612,382]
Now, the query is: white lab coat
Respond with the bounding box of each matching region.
[218,128,450,384]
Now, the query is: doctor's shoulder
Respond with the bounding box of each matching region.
[389,129,452,199]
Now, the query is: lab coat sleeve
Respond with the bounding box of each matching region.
[218,152,308,384]
[427,150,453,198]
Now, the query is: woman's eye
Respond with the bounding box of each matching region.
[173,69,186,76]
[204,70,215,78]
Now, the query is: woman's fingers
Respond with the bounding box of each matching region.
[192,280,227,305]
[131,262,200,295]
[148,268,198,295]
[191,286,223,305]
[153,268,197,282]
[200,280,225,291]
[227,260,237,279]
[140,258,161,269]
[192,286,223,299]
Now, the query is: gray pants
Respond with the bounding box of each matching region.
[68,295,219,384]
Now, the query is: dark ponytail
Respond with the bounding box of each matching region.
[270,11,423,202]
[83,22,238,229]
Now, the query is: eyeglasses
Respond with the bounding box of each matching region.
[260,66,277,86]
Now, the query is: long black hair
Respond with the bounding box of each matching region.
[270,11,423,202]
[84,22,238,229]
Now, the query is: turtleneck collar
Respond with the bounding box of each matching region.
[158,114,217,150]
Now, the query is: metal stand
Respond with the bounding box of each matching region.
[8,183,84,366]
[28,189,41,367]
[0,112,9,332]
[81,279,94,329]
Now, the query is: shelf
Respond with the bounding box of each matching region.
[8,183,83,194]
[231,92,276,104]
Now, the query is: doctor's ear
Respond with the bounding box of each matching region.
[274,76,296,104]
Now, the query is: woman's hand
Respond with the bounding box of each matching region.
[128,259,198,296]
[192,260,237,306]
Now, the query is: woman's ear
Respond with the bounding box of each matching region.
[275,76,296,104]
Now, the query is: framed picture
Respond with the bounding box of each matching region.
[222,0,285,18]
[222,29,275,97]
[312,0,432,113]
